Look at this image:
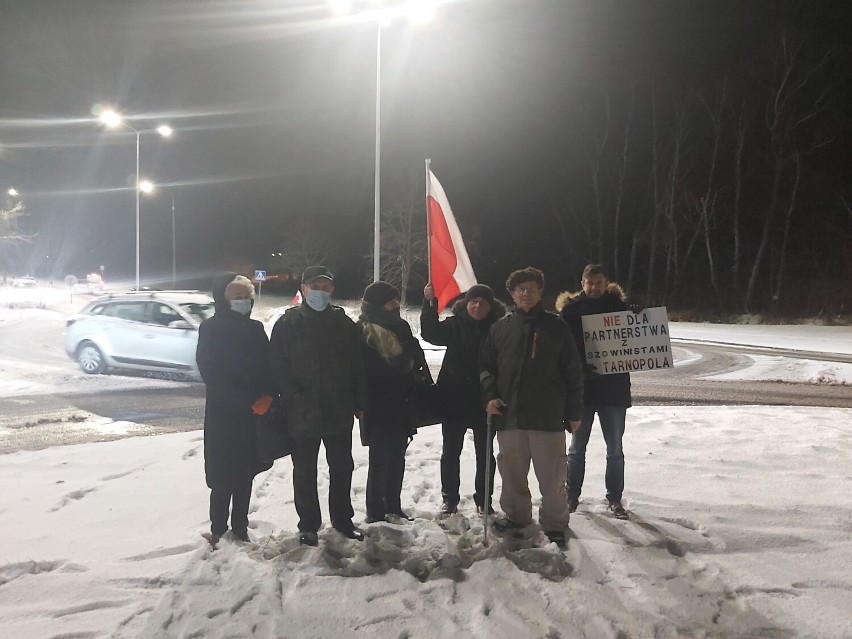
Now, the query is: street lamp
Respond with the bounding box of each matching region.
[99,109,172,291]
[7,188,19,197]
[139,181,178,288]
[330,1,437,282]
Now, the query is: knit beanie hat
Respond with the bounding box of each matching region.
[224,275,255,300]
[363,281,400,307]
[464,284,495,305]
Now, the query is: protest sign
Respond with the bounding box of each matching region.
[581,307,672,375]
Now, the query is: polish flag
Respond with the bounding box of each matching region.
[427,169,477,312]
[292,290,302,305]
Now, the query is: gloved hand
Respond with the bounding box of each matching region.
[583,363,600,379]
[252,395,273,416]
[628,303,644,314]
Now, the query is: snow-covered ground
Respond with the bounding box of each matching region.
[1,300,852,637]
[2,406,851,638]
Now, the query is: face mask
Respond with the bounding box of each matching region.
[230,298,252,316]
[306,289,331,312]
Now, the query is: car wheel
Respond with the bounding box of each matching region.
[77,341,106,374]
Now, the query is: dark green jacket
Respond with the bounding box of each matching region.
[270,303,367,438]
[480,303,584,432]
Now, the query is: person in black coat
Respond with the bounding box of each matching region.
[421,283,506,516]
[358,281,426,524]
[196,273,274,544]
[556,264,640,521]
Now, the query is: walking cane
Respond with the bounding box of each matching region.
[483,412,493,545]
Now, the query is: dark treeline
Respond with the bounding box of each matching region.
[545,5,852,317]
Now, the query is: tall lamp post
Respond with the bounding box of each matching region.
[99,110,172,291]
[330,1,436,282]
[139,181,178,289]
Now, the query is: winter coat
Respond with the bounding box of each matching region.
[420,296,506,424]
[480,302,584,432]
[197,272,274,490]
[555,283,633,407]
[269,302,367,438]
[358,303,426,446]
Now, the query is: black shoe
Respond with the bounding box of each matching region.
[335,526,364,541]
[608,499,629,520]
[364,514,384,524]
[386,510,413,522]
[476,504,495,516]
[567,496,579,513]
[232,529,250,542]
[492,517,527,532]
[545,530,567,548]
[299,531,319,546]
[440,501,458,516]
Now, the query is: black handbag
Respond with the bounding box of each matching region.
[256,399,290,469]
[409,366,444,428]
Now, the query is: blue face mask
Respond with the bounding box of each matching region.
[230,298,252,316]
[305,288,331,312]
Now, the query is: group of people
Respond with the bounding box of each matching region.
[196,263,636,549]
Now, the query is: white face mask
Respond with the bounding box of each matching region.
[229,298,252,316]
[305,289,331,312]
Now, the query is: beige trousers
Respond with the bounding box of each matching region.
[496,429,570,531]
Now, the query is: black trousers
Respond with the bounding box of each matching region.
[209,480,253,536]
[441,419,496,508]
[290,432,355,533]
[366,429,410,520]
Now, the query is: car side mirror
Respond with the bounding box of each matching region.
[168,320,195,330]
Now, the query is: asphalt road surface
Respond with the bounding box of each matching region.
[0,310,849,452]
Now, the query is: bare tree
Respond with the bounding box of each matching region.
[744,33,834,313]
[379,179,427,306]
[728,97,750,302]
[660,100,690,304]
[771,151,801,307]
[276,218,336,277]
[612,82,637,281]
[0,198,32,274]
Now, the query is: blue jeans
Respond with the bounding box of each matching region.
[567,405,626,502]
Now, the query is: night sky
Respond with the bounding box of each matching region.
[1,0,850,299]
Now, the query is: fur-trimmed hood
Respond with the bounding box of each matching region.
[555,282,626,312]
[450,296,507,322]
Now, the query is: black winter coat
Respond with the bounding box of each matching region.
[270,303,367,438]
[420,297,506,424]
[197,273,273,490]
[358,308,426,446]
[557,284,633,407]
[481,303,584,432]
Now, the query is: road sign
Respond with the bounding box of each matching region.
[254,270,267,282]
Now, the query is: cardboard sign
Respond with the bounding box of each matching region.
[581,307,673,375]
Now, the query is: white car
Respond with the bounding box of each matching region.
[64,291,215,377]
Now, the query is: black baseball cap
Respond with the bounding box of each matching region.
[302,265,334,284]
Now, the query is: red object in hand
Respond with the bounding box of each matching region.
[252,395,273,416]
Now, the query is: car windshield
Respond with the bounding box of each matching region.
[179,302,215,324]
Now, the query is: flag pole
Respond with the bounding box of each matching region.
[425,158,432,285]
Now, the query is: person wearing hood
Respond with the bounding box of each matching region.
[196,273,274,545]
[556,264,640,521]
[480,267,584,548]
[358,281,426,524]
[421,283,506,516]
[269,266,367,546]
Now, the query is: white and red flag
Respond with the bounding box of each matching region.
[426,167,477,312]
[292,290,302,305]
